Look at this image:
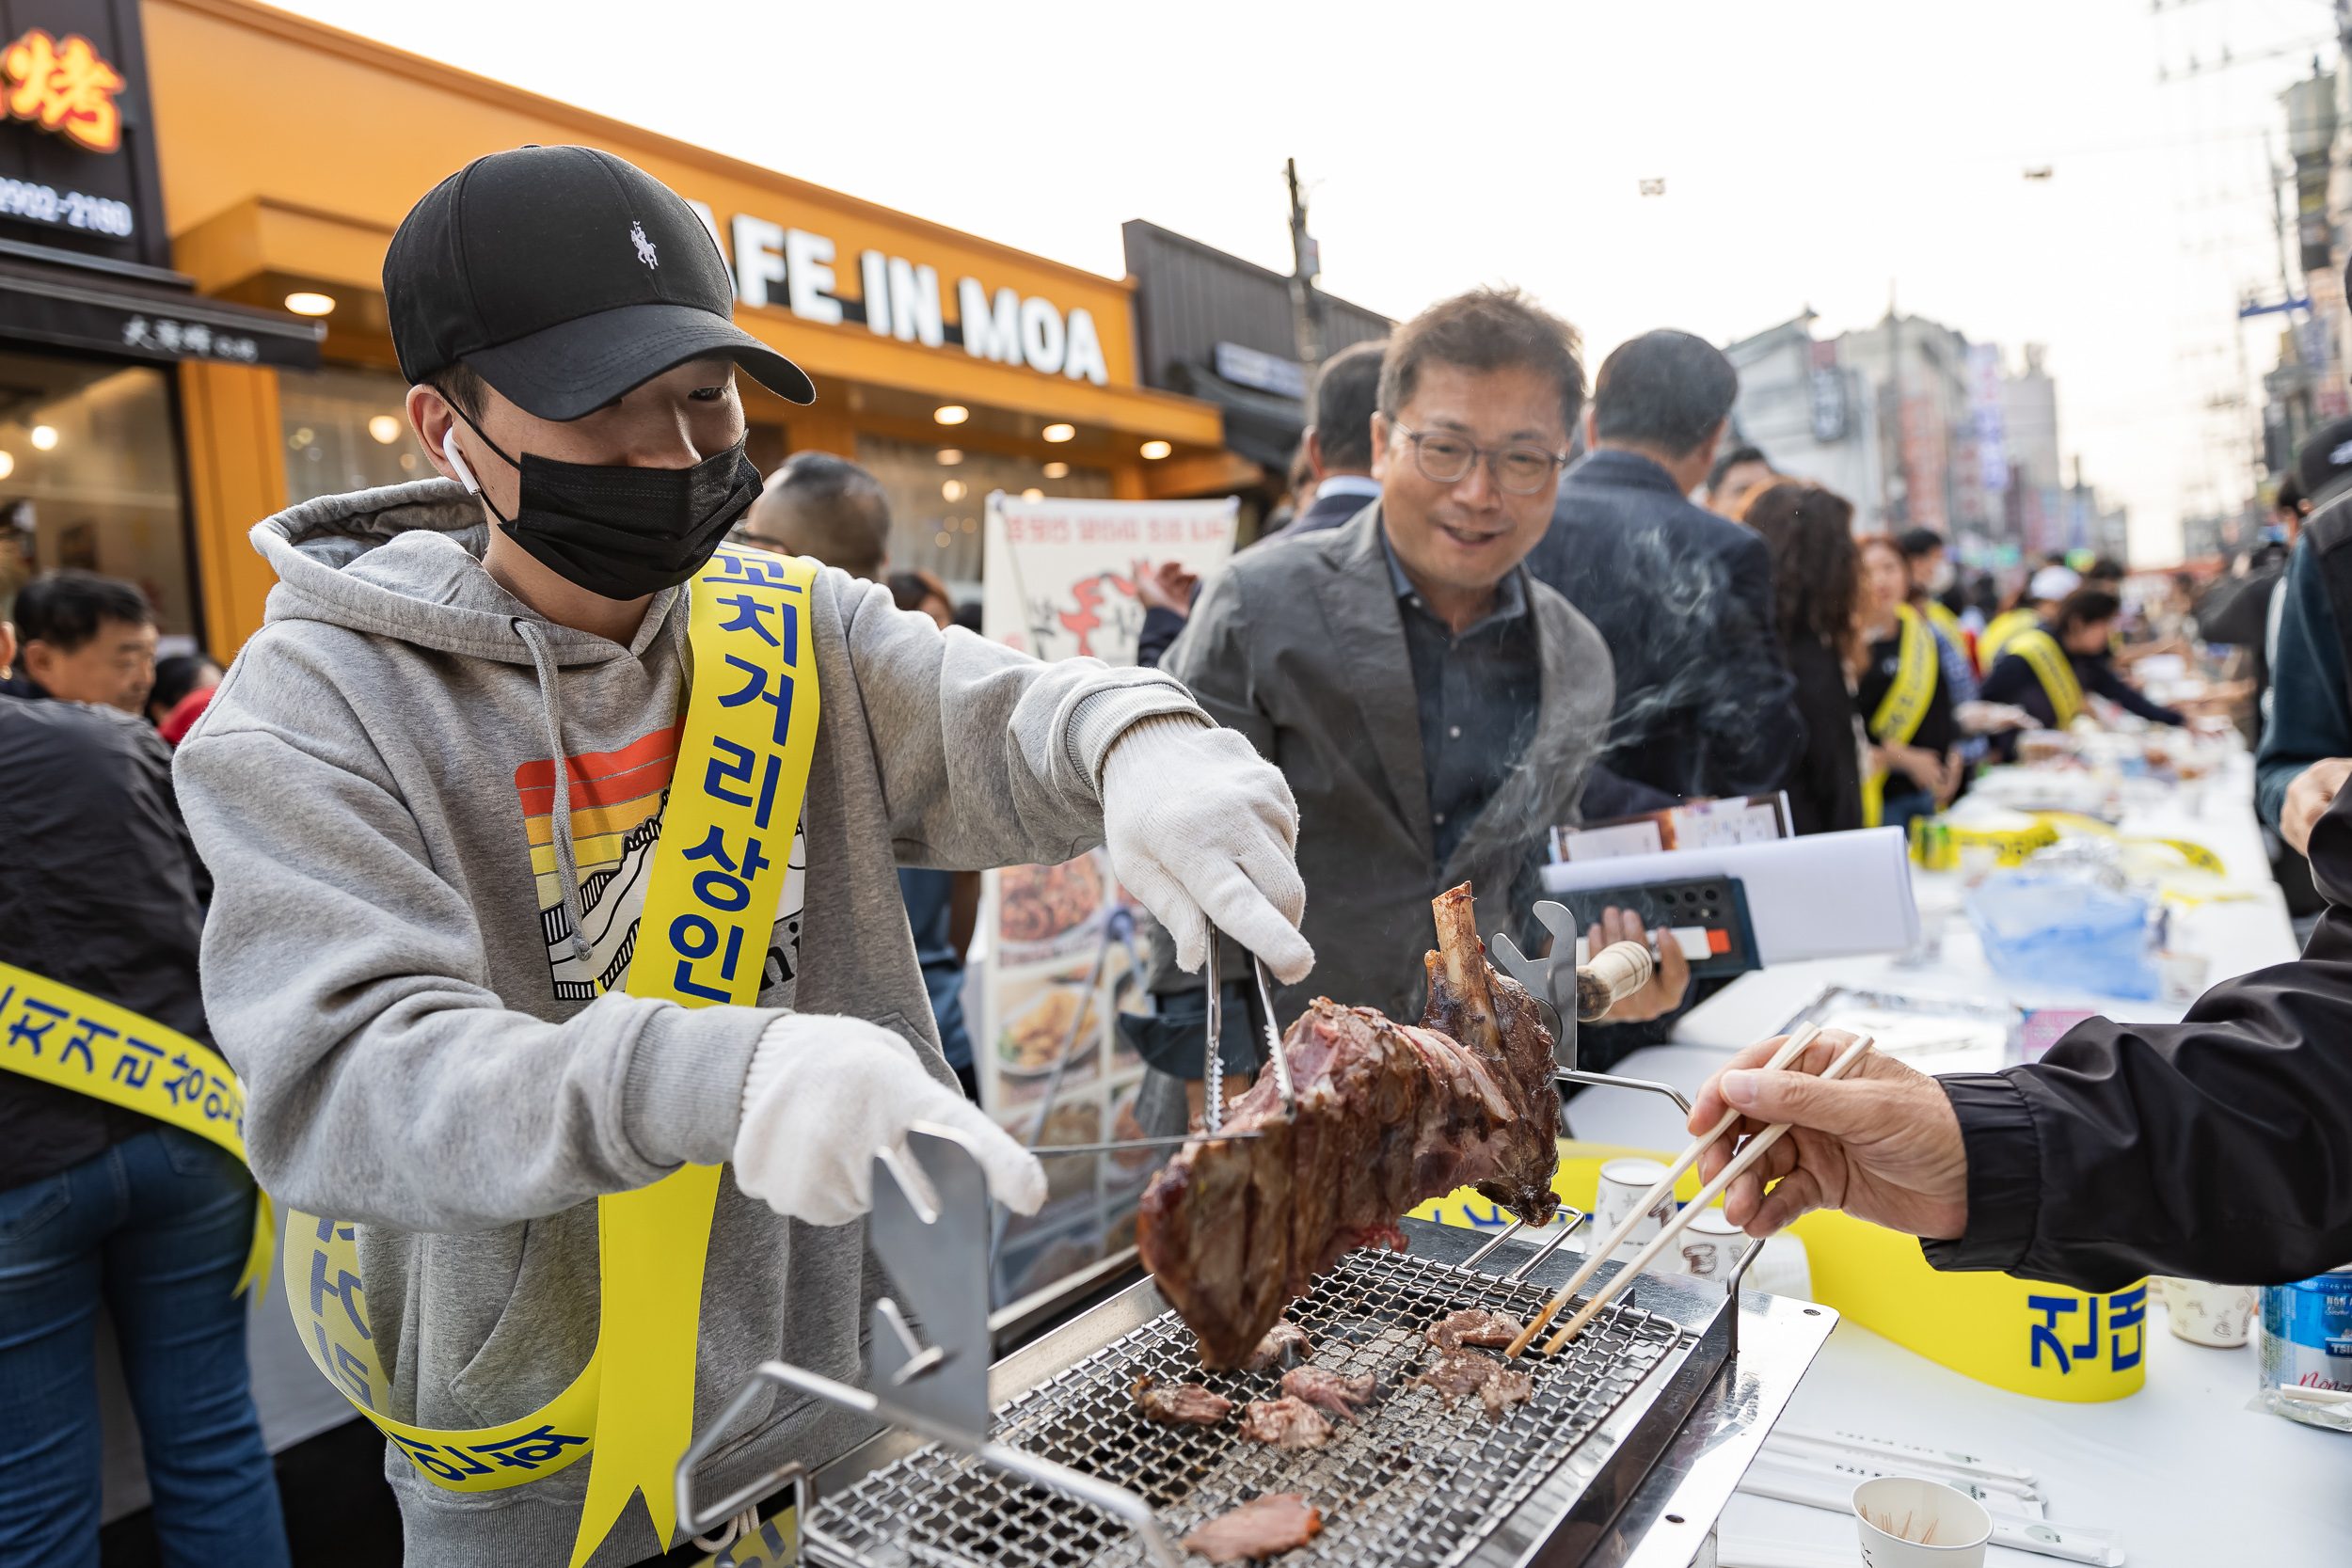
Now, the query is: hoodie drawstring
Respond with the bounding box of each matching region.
[516,620,596,964]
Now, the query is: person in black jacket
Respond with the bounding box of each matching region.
[1263,339,1389,543]
[0,586,290,1562]
[1523,329,1804,801]
[1687,768,2352,1290]
[1740,482,1864,834]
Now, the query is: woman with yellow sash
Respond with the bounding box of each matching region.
[1976,562,2082,675]
[1853,534,1960,835]
[1980,586,2187,759]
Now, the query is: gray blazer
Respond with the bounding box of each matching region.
[1152,502,1614,1023]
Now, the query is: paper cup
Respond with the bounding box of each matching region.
[1851,1476,1992,1567]
[1595,1157,1675,1253]
[2169,1278,2258,1347]
[1672,1206,1744,1280]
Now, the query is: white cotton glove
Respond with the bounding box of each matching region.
[732,1014,1045,1227]
[1101,715,1314,984]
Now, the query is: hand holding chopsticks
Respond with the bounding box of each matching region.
[1539,1032,1874,1352]
[1502,1024,1824,1359]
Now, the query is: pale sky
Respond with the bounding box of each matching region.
[278,0,2344,565]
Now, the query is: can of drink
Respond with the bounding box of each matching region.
[2258,1267,2352,1431]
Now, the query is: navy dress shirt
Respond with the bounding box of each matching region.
[1382,537,1541,865]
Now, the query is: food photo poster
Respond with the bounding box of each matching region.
[976,494,1240,1307]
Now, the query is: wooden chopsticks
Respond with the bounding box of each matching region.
[1538,1032,1874,1354]
[1502,1023,1823,1360]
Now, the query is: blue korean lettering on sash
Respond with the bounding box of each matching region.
[7,996,67,1053]
[2028,1288,2144,1373]
[112,1036,164,1088]
[60,1015,114,1071]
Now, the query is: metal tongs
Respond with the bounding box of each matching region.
[1010,927,1295,1159]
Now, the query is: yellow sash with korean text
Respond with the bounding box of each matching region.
[2008,627,2085,730]
[1863,602,1937,827]
[1979,607,2040,673]
[0,962,274,1298]
[284,546,822,1568]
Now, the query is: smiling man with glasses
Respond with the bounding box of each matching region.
[1146,285,1685,1042]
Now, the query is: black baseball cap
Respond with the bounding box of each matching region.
[2297,416,2352,510]
[384,145,815,420]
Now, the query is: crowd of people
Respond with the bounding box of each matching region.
[0,141,2344,1568]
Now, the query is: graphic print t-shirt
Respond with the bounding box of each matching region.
[514,723,804,1005]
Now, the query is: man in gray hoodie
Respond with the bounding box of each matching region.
[171,146,1312,1567]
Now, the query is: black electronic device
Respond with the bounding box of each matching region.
[1554,874,1761,982]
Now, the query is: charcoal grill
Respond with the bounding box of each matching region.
[678,1126,1838,1568]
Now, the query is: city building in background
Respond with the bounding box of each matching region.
[1726,311,2125,577]
[1,0,1245,655]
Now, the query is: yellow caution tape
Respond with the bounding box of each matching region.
[284,546,823,1565]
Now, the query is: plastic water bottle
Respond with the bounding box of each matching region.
[2257,1266,2352,1432]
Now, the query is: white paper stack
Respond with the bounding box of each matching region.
[1540,827,1918,965]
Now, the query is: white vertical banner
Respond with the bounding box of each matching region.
[975,492,1239,1309]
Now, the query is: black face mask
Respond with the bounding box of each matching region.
[453,416,764,601]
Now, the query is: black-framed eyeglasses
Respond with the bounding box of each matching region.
[1389,420,1568,495]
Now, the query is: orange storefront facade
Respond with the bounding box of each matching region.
[35,0,1236,657]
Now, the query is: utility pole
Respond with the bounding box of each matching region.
[1285,159,1324,378]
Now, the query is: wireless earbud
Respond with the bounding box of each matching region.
[442,427,481,495]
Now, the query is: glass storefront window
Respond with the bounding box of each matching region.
[278,364,432,506]
[856,435,1112,588]
[0,350,195,646]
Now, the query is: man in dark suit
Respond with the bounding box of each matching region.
[1264,339,1388,541]
[1525,330,1803,802]
[1154,288,1688,1037]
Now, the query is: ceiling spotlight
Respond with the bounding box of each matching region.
[0,451,13,479]
[368,415,403,445]
[936,448,963,466]
[1042,423,1075,443]
[942,479,967,501]
[284,292,337,316]
[29,425,57,451]
[1140,440,1172,460]
[1022,487,1043,501]
[934,404,970,425]
[1041,461,1069,479]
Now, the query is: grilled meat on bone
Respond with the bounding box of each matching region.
[1136,883,1563,1368]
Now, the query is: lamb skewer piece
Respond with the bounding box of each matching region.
[1181,1493,1323,1562]
[1131,1376,1232,1427]
[1240,1320,1311,1371]
[1427,1307,1526,1352]
[1138,883,1563,1369]
[1409,1348,1535,1420]
[1236,1396,1333,1450]
[1279,1366,1377,1422]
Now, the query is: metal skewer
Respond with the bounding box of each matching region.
[1541,1033,1874,1354]
[1203,928,1223,1134]
[1026,1131,1266,1157]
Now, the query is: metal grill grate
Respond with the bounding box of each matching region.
[803,1245,1683,1567]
